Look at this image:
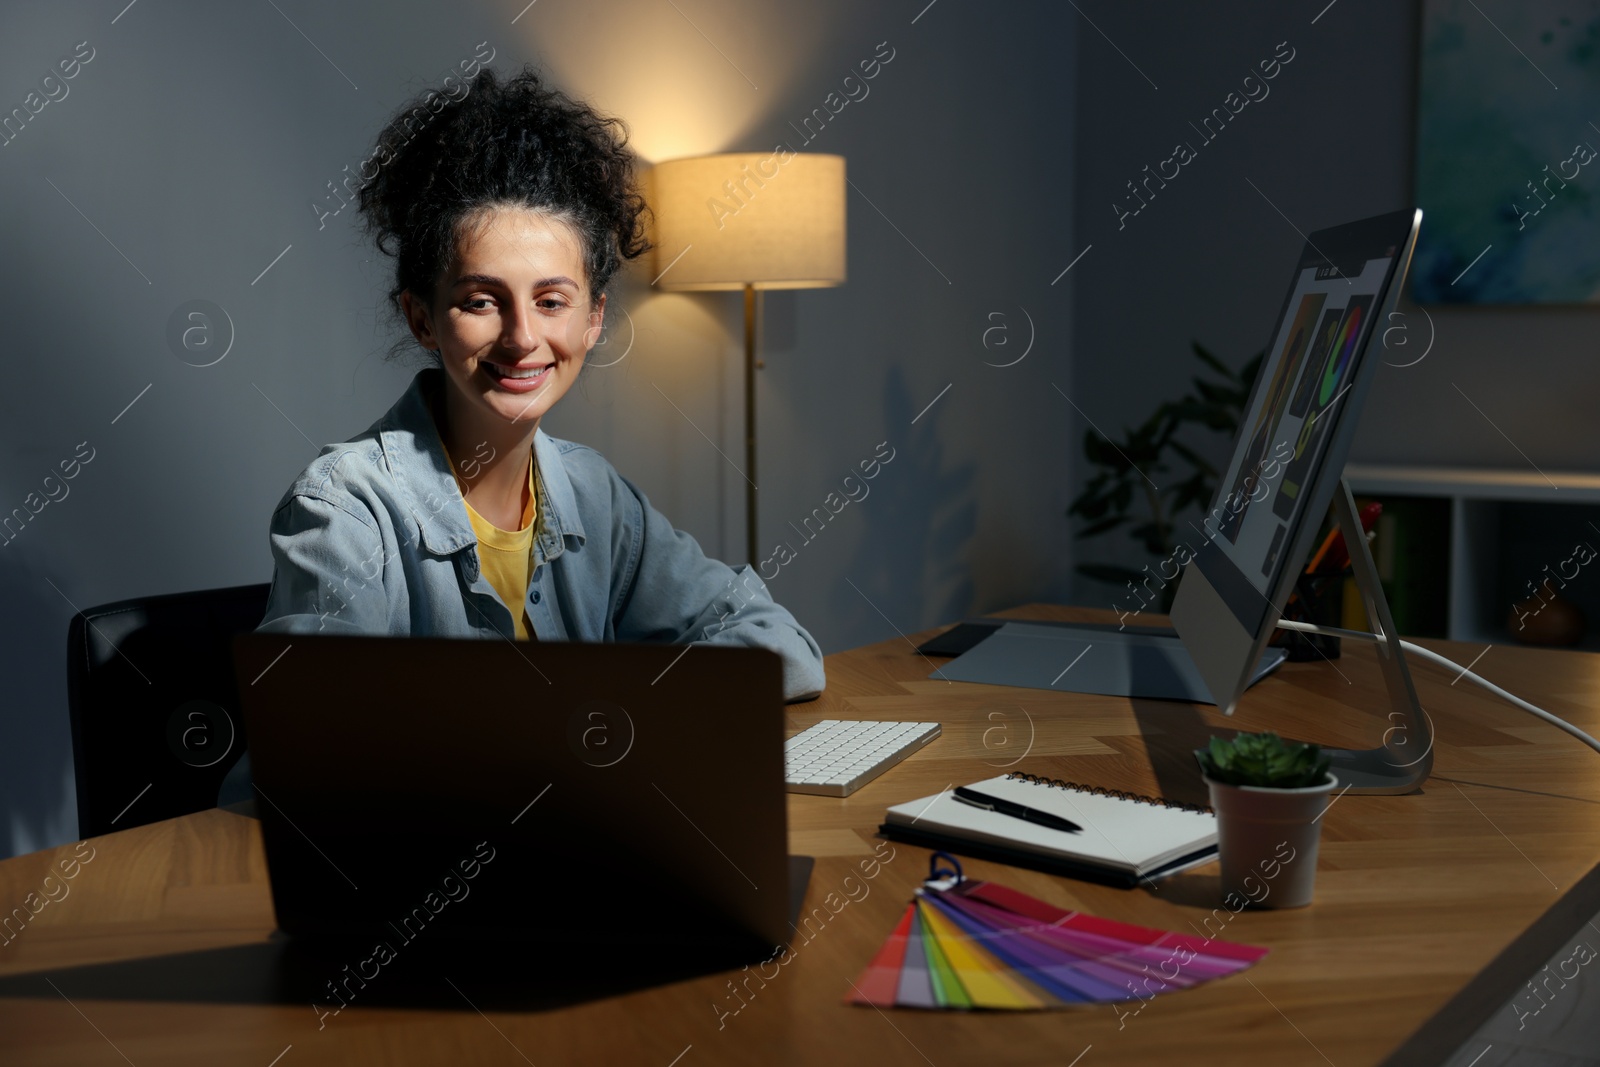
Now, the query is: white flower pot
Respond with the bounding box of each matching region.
[1203,772,1337,909]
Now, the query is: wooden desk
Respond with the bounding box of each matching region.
[3,604,1599,1066]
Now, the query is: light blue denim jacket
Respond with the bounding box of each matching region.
[252,368,826,700]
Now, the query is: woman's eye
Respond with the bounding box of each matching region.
[536,298,568,311]
[464,298,494,311]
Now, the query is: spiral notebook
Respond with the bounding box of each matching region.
[880,773,1218,888]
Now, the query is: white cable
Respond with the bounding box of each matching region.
[1275,619,1600,755]
[1398,640,1600,754]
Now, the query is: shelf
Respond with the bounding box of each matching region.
[1345,464,1600,503]
[1343,464,1600,647]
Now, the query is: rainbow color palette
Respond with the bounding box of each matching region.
[849,857,1267,1010]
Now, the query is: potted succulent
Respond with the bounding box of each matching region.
[1197,732,1336,909]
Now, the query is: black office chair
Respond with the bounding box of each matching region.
[66,583,270,839]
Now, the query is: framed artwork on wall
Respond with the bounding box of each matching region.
[1412,0,1600,304]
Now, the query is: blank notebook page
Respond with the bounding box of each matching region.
[884,774,1217,875]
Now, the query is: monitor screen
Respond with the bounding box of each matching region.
[1206,254,1394,594]
[1173,209,1421,717]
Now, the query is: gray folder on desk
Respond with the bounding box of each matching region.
[929,621,1287,703]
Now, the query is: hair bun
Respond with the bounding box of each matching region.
[355,64,650,357]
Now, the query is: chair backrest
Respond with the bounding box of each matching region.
[66,583,271,838]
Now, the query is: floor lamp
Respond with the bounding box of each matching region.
[650,152,847,565]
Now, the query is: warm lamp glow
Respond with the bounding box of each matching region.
[649,153,846,290]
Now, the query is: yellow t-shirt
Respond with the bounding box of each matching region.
[441,442,540,640]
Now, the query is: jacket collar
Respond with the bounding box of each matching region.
[377,368,587,558]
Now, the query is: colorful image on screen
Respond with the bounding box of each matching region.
[1217,292,1326,543]
[1273,294,1373,521]
[1287,308,1345,419]
[1201,250,1393,596]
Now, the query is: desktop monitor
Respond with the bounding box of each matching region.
[1171,208,1430,793]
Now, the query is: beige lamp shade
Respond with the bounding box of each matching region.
[649,152,846,290]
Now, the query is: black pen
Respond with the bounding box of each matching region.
[952,787,1082,833]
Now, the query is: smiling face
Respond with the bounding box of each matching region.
[402,205,605,436]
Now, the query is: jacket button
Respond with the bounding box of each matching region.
[531,589,542,605]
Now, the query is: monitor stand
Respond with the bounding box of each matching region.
[1275,478,1433,795]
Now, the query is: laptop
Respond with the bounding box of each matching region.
[233,633,805,962]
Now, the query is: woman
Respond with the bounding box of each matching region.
[252,67,825,702]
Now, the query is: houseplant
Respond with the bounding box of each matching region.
[1197,731,1336,908]
[1066,341,1345,658]
[1067,342,1262,612]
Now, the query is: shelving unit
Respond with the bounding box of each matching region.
[1345,464,1600,649]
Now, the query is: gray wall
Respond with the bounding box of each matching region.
[0,1,1077,857]
[1069,0,1600,606]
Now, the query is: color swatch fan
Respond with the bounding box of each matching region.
[849,854,1267,1010]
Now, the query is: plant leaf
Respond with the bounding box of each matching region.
[1076,514,1131,539]
[1076,563,1147,586]
[1191,341,1231,379]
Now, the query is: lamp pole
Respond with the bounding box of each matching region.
[744,282,759,567]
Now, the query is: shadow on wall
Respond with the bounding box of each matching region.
[832,364,976,651]
[0,554,77,857]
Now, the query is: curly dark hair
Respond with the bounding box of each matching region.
[356,65,650,348]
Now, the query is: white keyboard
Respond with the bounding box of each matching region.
[784,719,941,797]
